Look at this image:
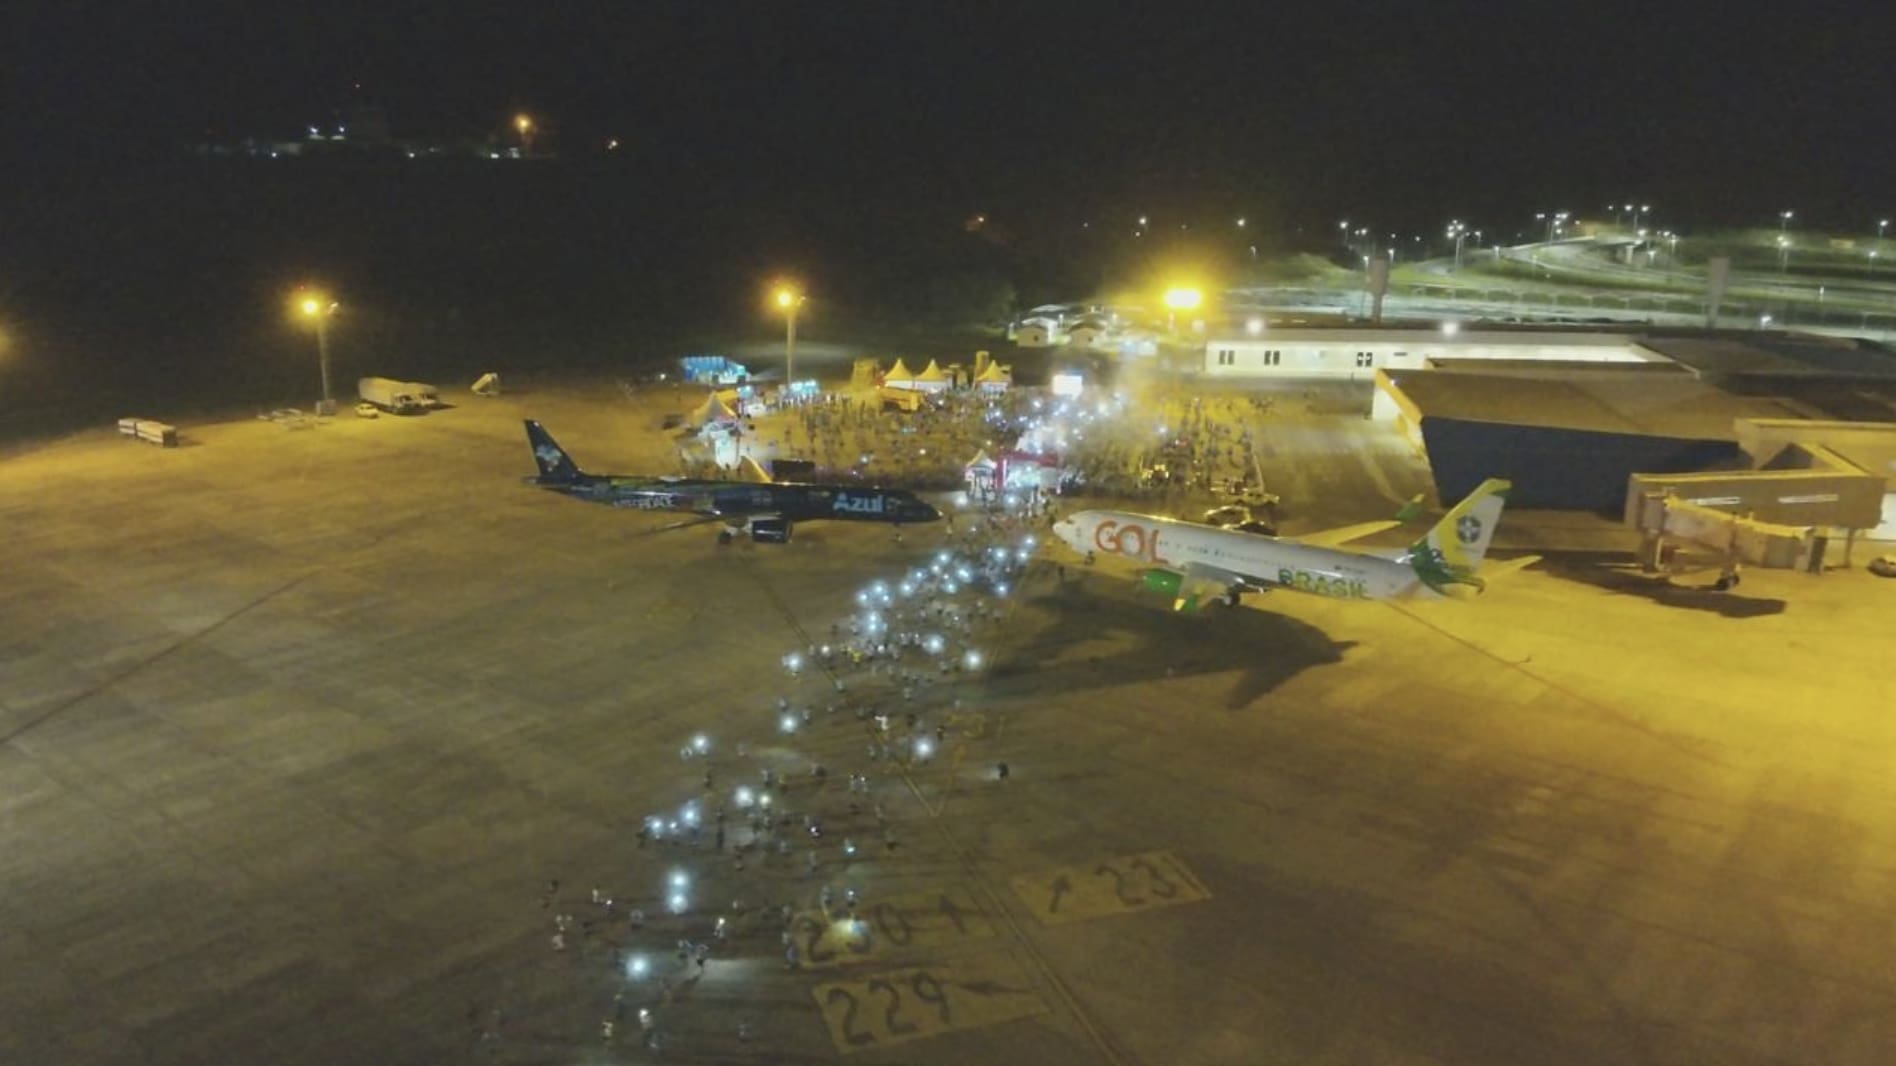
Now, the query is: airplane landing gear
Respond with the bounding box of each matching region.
[1223,588,1242,608]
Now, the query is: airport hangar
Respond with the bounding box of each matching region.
[1202,326,1896,555]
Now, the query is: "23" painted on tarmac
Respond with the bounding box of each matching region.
[1010,850,1209,925]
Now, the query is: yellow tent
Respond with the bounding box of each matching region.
[883,358,915,384]
[915,359,950,391]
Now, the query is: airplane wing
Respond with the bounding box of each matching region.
[1407,554,1541,599]
[1170,561,1252,612]
[1291,520,1402,548]
[1478,554,1541,580]
[622,515,728,538]
[735,456,774,484]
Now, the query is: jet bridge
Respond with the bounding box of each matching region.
[1624,471,1879,575]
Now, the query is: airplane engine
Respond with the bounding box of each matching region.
[748,517,793,543]
[1139,568,1183,596]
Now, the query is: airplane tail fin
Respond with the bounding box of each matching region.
[524,420,584,481]
[1406,478,1511,594]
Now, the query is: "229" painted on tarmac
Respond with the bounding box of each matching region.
[813,958,1048,1053]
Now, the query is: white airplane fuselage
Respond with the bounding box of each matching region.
[1054,510,1425,601]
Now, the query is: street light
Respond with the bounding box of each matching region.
[1446,219,1469,270]
[1869,249,1879,281]
[295,289,339,414]
[1778,209,1794,235]
[1163,287,1202,334]
[772,284,805,383]
[1776,234,1791,276]
[514,113,535,156]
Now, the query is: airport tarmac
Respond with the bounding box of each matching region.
[2,383,1893,1065]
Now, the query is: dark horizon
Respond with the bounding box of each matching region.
[6,1,1896,442]
[6,2,1896,232]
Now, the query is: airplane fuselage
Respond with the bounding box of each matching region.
[533,474,940,526]
[1058,510,1427,601]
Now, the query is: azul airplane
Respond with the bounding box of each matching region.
[1051,479,1520,609]
[524,420,940,542]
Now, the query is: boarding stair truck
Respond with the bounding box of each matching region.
[357,377,426,414]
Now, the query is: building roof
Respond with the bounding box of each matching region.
[1636,333,1896,378]
[1210,326,1651,351]
[1424,358,1684,375]
[1384,369,1806,440]
[1713,376,1896,422]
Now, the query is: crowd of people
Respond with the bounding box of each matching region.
[471,377,1300,1056]
[472,496,1040,1056]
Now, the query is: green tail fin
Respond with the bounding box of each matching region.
[1407,479,1511,594]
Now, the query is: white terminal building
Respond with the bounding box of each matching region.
[1197,324,1896,558]
[1204,326,1657,379]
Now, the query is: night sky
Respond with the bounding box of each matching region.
[7,1,1895,233]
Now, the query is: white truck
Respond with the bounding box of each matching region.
[405,380,441,408]
[117,417,178,446]
[357,377,427,415]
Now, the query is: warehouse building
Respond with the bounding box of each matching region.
[1368,340,1896,549]
[1202,323,1896,557]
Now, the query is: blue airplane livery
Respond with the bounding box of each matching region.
[523,420,940,542]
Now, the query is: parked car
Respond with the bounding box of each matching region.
[354,402,380,419]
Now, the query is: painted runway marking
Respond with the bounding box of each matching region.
[793,886,996,970]
[1011,851,1210,925]
[813,955,1049,1053]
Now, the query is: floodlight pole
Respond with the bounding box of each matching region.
[784,303,798,385]
[316,315,334,414]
